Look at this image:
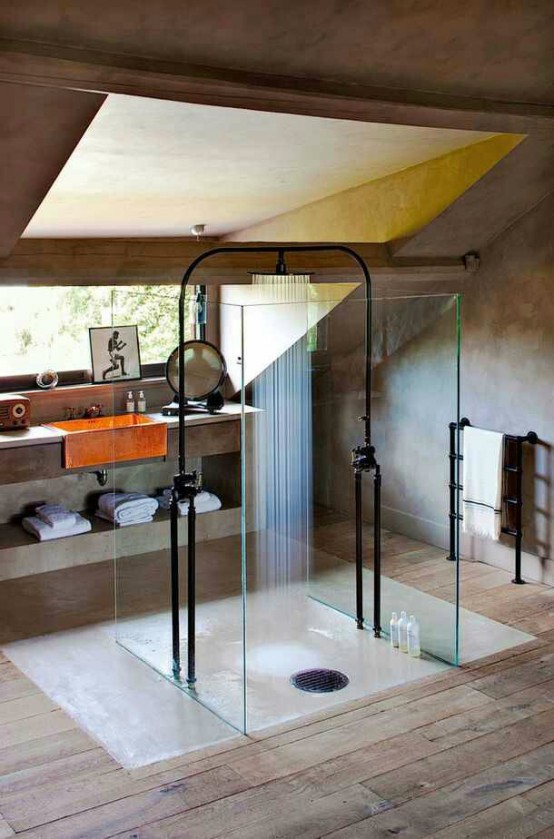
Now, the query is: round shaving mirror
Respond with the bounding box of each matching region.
[166,340,227,401]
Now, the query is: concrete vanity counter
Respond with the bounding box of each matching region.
[0,424,64,450]
[0,402,256,581]
[0,403,251,484]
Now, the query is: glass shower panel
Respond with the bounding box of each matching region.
[309,293,461,665]
[242,295,314,732]
[242,285,383,732]
[107,282,459,741]
[186,299,246,733]
[110,289,246,733]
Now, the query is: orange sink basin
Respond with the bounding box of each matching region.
[44,414,167,468]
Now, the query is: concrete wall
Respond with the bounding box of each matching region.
[460,193,554,584]
[313,292,458,550]
[371,297,458,547]
[314,193,554,585]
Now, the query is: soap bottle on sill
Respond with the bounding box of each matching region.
[407,615,421,658]
[137,391,147,413]
[126,391,135,413]
[398,611,409,653]
[389,612,399,648]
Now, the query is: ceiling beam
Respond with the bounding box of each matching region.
[0,238,466,286]
[0,39,552,135]
[0,82,105,257]
[393,135,554,258]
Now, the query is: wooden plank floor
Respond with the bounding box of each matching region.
[0,541,553,836]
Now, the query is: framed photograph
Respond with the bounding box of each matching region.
[89,325,142,384]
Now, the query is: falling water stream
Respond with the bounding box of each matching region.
[252,274,313,590]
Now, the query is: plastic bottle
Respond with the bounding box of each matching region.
[407,615,421,658]
[389,612,399,648]
[398,611,409,653]
[137,390,146,412]
[126,391,135,413]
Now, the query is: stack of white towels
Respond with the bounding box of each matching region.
[96,492,159,527]
[157,488,222,516]
[22,504,92,542]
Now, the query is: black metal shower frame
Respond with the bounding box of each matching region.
[170,245,382,688]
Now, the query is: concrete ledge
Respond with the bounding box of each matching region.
[0,506,241,582]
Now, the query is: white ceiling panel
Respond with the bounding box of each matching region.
[24,94,495,238]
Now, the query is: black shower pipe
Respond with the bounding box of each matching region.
[170,245,381,687]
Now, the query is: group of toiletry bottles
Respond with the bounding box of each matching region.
[389,611,420,657]
[126,391,147,413]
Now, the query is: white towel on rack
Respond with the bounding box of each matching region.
[462,426,504,541]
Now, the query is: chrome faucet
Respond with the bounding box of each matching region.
[64,406,81,420]
[83,403,104,418]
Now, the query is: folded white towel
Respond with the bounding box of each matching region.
[180,493,222,516]
[96,510,154,528]
[463,426,504,541]
[97,492,158,524]
[157,490,222,516]
[23,514,91,542]
[36,504,78,531]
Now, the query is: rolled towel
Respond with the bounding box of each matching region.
[23,514,91,542]
[157,490,222,516]
[97,492,158,524]
[96,510,154,528]
[192,491,222,514]
[36,504,78,531]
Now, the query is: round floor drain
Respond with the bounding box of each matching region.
[290,668,349,693]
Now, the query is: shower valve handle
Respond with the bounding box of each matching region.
[172,471,201,501]
[351,443,377,473]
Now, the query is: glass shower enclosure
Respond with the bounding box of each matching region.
[110,283,461,736]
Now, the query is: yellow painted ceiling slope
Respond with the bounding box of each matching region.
[227,134,523,243]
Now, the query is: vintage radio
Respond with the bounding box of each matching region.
[0,394,31,430]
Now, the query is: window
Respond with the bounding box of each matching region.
[0,285,197,386]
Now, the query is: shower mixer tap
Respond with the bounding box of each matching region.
[351,437,382,639]
[351,442,377,473]
[172,470,201,500]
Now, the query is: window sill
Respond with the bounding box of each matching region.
[18,376,167,398]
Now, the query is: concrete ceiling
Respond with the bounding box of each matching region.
[0,83,104,256]
[394,135,554,258]
[228,135,522,243]
[24,94,497,238]
[1,1,552,106]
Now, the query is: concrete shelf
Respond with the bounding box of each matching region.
[0,504,242,582]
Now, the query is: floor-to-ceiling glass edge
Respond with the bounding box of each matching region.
[455,292,462,666]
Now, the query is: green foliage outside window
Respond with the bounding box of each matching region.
[0,285,196,377]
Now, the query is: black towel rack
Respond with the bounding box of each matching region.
[447,417,538,584]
